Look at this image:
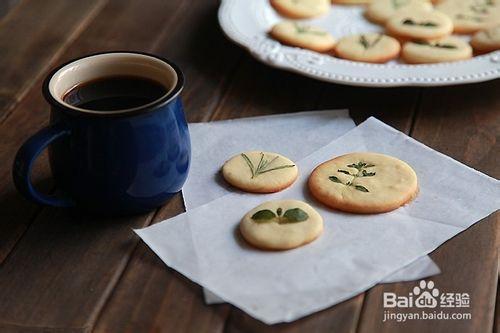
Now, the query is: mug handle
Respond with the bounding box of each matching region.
[12,122,75,207]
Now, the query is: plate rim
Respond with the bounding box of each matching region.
[218,0,500,87]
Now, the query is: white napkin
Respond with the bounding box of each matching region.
[184,111,439,304]
[135,118,497,324]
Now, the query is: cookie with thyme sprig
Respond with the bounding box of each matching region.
[402,36,472,63]
[308,152,418,214]
[222,151,298,193]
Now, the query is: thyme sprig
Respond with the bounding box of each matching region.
[413,40,457,49]
[402,19,439,27]
[241,152,295,179]
[328,161,375,193]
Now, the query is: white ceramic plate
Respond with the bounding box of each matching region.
[218,0,500,87]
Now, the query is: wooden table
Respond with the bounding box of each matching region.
[0,0,498,332]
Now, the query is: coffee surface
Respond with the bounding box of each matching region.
[63,75,167,111]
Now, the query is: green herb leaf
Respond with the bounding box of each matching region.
[355,185,370,192]
[293,23,327,36]
[282,208,309,223]
[251,209,276,221]
[277,208,283,216]
[241,152,295,179]
[241,153,255,178]
[361,170,376,177]
[329,176,343,183]
[337,169,352,175]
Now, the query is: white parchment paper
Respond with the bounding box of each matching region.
[185,111,439,304]
[136,118,498,324]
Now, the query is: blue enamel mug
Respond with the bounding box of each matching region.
[13,52,190,215]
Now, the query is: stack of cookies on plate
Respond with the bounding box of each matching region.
[269,0,500,63]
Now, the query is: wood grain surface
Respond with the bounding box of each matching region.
[0,0,498,332]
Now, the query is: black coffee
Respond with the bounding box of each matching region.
[63,75,167,111]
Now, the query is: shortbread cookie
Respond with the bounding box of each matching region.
[308,152,418,214]
[386,9,454,40]
[471,25,500,52]
[402,36,472,63]
[366,0,433,24]
[240,199,323,250]
[270,0,330,18]
[436,0,500,34]
[333,0,372,5]
[334,33,401,63]
[222,151,298,193]
[270,21,336,52]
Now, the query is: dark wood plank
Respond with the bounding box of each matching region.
[0,0,19,19]
[0,0,107,122]
[93,196,231,333]
[358,80,500,333]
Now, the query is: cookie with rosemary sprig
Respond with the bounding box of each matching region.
[386,9,454,41]
[366,0,433,24]
[270,21,336,52]
[308,152,418,214]
[270,0,331,19]
[436,0,500,34]
[240,199,323,250]
[471,24,500,52]
[222,151,298,193]
[402,36,472,63]
[334,33,401,63]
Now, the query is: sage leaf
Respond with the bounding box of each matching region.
[282,208,309,223]
[251,209,276,221]
[355,185,370,192]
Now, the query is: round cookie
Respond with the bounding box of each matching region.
[436,0,500,34]
[471,25,500,52]
[308,152,418,214]
[270,21,336,52]
[334,33,401,63]
[270,0,330,18]
[222,151,298,193]
[402,36,472,63]
[366,0,433,24]
[240,199,323,250]
[386,9,454,40]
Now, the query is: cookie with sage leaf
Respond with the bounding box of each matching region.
[402,36,472,63]
[386,9,454,40]
[308,152,418,214]
[334,33,401,63]
[270,0,331,19]
[240,199,323,250]
[222,151,298,193]
[366,0,433,24]
[270,21,336,52]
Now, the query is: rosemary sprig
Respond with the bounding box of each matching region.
[293,23,328,36]
[328,161,376,192]
[241,152,295,179]
[359,34,383,49]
